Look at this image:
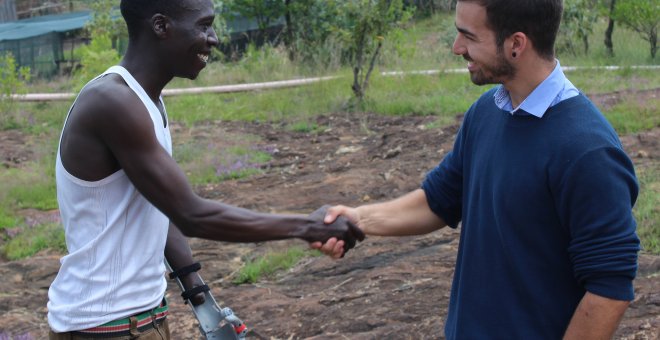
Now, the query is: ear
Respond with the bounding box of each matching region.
[151,14,169,38]
[507,32,528,59]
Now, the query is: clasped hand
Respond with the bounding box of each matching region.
[303,205,365,258]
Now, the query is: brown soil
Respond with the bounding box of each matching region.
[0,89,658,339]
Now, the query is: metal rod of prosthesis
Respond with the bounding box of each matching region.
[165,260,246,339]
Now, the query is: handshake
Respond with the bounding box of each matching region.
[301,205,365,258]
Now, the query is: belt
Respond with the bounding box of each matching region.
[72,298,168,338]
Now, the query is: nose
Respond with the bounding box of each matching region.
[452,33,465,56]
[207,28,219,47]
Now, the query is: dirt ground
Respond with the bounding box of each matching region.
[0,89,658,339]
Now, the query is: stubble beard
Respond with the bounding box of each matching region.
[469,49,515,86]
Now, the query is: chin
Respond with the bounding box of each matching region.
[184,69,203,80]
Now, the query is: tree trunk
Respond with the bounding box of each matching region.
[351,25,368,100]
[604,0,616,57]
[651,30,657,59]
[583,35,589,55]
[362,41,383,95]
[284,0,296,61]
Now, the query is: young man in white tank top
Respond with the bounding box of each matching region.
[48,0,363,338]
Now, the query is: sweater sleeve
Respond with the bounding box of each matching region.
[421,118,467,229]
[556,146,640,301]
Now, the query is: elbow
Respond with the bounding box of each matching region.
[169,212,203,238]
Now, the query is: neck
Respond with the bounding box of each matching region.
[503,57,556,108]
[120,43,173,102]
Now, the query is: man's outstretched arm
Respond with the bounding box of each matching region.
[313,189,446,258]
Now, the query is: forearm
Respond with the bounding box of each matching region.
[563,291,630,340]
[172,199,313,242]
[357,189,445,236]
[172,199,352,242]
[165,223,196,267]
[165,223,206,305]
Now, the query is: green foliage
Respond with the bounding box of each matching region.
[84,0,127,51]
[74,0,123,91]
[233,246,316,284]
[0,52,31,122]
[0,211,18,231]
[339,0,413,99]
[611,0,658,59]
[0,165,58,214]
[239,43,293,75]
[73,34,121,92]
[282,0,347,67]
[211,0,233,61]
[557,0,599,55]
[2,223,67,260]
[289,121,319,133]
[226,0,286,34]
[9,181,58,211]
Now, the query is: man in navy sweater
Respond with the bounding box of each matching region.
[313,0,640,338]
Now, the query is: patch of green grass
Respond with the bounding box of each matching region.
[0,210,18,230]
[289,121,320,133]
[1,223,66,260]
[9,181,58,210]
[0,165,58,217]
[166,75,353,126]
[1,101,69,133]
[568,68,660,95]
[233,246,320,284]
[364,73,491,118]
[604,97,660,134]
[635,166,660,255]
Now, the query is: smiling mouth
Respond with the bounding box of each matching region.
[197,53,209,63]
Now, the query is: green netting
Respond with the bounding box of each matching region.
[0,11,90,77]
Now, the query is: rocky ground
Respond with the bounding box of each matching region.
[0,88,658,339]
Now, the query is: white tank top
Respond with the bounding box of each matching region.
[48,66,172,332]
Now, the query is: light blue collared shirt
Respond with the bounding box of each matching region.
[493,60,580,118]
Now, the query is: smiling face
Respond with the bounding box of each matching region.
[163,0,218,79]
[451,1,515,86]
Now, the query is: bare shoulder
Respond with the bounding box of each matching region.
[73,74,141,119]
[70,74,156,138]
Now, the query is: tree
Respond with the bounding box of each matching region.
[612,0,658,59]
[73,34,121,92]
[0,52,31,124]
[281,0,345,64]
[227,0,286,42]
[339,0,412,100]
[557,0,598,55]
[75,0,123,92]
[603,0,616,56]
[83,0,127,51]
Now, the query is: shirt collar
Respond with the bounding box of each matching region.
[493,59,567,118]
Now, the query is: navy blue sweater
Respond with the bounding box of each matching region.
[422,89,640,339]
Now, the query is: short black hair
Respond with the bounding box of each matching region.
[458,0,563,60]
[120,0,185,39]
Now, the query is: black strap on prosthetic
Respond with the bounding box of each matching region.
[181,284,211,301]
[168,262,201,280]
[167,262,210,303]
